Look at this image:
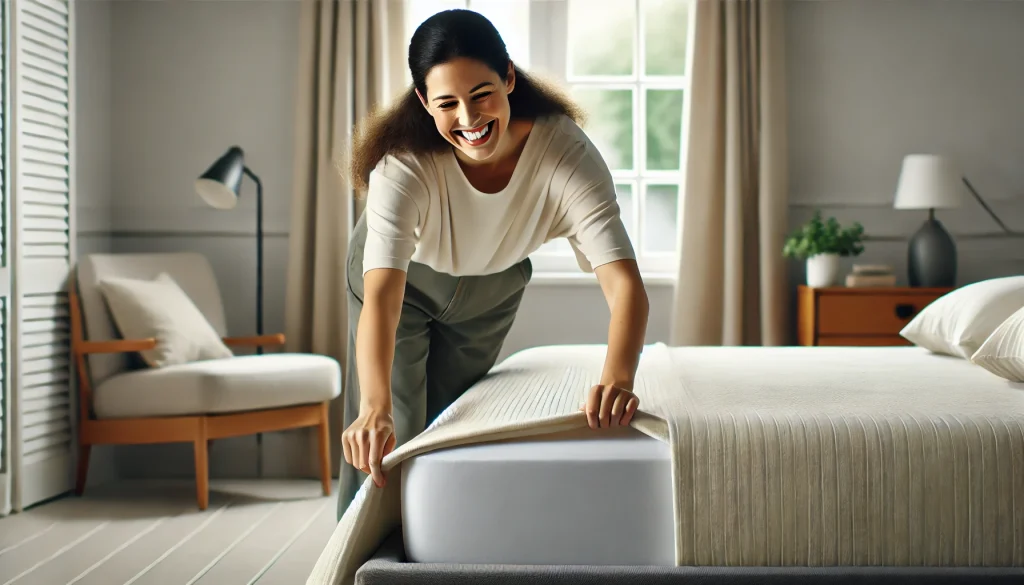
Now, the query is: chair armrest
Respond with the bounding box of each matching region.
[223,333,286,348]
[77,338,158,355]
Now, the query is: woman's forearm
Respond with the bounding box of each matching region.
[600,276,650,391]
[356,269,407,413]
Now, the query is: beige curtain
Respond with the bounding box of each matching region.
[285,0,406,475]
[670,0,789,347]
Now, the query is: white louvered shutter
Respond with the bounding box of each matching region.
[0,0,12,517]
[10,0,76,511]
[0,299,9,517]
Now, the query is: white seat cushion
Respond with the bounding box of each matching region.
[92,354,341,419]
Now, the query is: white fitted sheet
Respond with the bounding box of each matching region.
[401,425,674,565]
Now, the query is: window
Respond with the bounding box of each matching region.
[403,0,693,279]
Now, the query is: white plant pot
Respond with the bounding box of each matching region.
[806,253,840,288]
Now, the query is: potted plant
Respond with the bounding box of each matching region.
[783,211,865,287]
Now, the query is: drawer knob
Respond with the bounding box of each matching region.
[895,304,915,319]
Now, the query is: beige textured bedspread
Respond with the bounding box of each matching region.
[307,344,1024,584]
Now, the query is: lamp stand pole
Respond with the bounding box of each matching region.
[243,166,265,478]
[243,167,264,352]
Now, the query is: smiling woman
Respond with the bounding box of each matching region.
[337,9,651,520]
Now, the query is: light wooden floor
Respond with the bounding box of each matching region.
[0,479,338,585]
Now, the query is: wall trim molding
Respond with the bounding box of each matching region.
[790,198,1023,208]
[864,233,1024,242]
[789,198,1024,240]
[103,230,291,239]
[111,206,292,235]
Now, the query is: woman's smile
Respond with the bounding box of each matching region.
[454,120,495,147]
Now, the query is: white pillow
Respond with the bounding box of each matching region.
[899,276,1024,359]
[98,272,234,368]
[971,305,1024,383]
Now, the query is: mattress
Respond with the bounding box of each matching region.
[401,425,675,565]
[310,344,1024,585]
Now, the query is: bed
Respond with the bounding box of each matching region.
[308,343,1024,585]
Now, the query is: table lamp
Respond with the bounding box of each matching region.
[195,146,265,353]
[893,154,962,287]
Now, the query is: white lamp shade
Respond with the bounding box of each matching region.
[195,178,239,210]
[893,154,964,210]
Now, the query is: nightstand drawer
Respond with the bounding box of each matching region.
[797,285,952,346]
[818,294,937,335]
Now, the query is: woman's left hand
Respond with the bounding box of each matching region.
[579,384,639,429]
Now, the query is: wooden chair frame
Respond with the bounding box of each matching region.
[69,278,333,510]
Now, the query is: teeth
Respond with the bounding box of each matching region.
[459,122,490,142]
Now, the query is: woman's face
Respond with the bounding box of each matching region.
[417,57,515,165]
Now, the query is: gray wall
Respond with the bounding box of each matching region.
[72,0,1024,481]
[786,0,1024,295]
[75,0,118,487]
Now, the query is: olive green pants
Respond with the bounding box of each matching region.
[337,214,532,519]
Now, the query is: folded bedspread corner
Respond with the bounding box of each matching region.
[308,343,1024,584]
[306,343,676,585]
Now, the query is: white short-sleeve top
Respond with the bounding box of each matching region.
[362,113,636,276]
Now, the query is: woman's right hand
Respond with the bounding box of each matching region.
[342,408,396,488]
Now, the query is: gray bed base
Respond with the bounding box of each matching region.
[355,530,1024,585]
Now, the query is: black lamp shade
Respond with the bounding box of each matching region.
[195,146,245,210]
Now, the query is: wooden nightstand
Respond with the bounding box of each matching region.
[797,285,953,346]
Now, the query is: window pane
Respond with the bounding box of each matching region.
[645,89,684,171]
[616,182,636,245]
[468,0,531,69]
[536,238,574,256]
[572,87,633,170]
[643,0,690,76]
[567,0,635,77]
[644,183,679,253]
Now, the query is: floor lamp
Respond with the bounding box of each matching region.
[195,145,266,476]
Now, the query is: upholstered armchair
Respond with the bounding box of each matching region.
[72,252,341,509]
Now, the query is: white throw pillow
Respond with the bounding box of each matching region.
[971,305,1024,383]
[899,276,1024,359]
[98,272,234,368]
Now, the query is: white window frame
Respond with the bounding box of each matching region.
[528,0,692,281]
[401,0,693,283]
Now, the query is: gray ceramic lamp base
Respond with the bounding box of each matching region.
[907,214,956,287]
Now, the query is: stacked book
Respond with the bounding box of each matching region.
[845,264,896,287]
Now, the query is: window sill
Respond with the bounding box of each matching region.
[529,272,676,286]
